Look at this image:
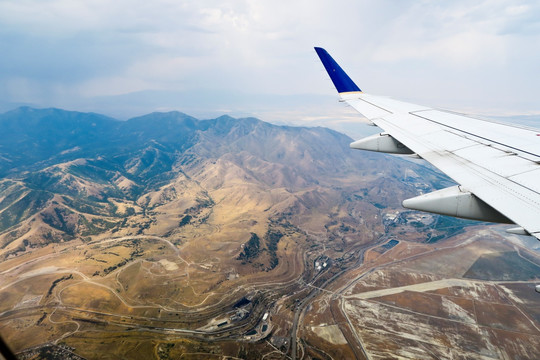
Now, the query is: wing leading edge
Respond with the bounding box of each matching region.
[315,47,540,240]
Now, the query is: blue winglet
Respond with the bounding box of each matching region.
[314,47,361,93]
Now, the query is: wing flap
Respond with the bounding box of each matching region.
[509,169,540,195]
[411,109,540,160]
[452,145,537,178]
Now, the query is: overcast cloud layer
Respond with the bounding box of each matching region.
[0,0,539,136]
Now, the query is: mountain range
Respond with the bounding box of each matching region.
[0,106,462,358]
[0,106,451,258]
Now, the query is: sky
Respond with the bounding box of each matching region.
[0,0,539,138]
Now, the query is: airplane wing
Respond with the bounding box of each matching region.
[315,47,540,240]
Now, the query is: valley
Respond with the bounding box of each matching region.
[0,108,539,359]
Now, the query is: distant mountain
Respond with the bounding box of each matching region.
[0,107,202,175]
[0,107,451,261]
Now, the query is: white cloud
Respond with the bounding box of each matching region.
[368,1,517,67]
[0,0,539,122]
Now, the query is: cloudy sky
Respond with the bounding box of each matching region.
[1,0,539,136]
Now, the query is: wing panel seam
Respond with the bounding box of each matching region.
[410,112,540,159]
[348,98,394,115]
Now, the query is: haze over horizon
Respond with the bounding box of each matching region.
[1,0,540,137]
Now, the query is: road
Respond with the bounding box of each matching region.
[289,236,387,360]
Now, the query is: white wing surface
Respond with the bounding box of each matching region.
[315,47,540,240]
